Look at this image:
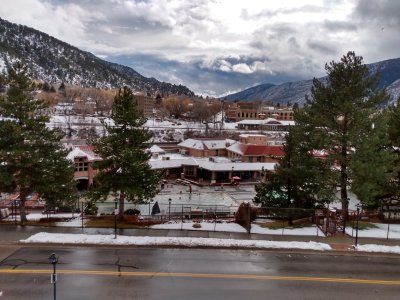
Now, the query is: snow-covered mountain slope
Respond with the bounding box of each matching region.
[0,18,194,96]
[225,58,400,106]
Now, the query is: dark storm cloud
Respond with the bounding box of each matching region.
[323,20,357,32]
[1,0,398,96]
[307,40,338,56]
[110,54,305,96]
[354,0,400,27]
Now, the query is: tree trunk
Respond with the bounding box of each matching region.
[340,144,348,233]
[118,192,125,221]
[19,189,28,223]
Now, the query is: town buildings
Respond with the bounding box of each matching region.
[67,133,283,189]
[226,102,294,122]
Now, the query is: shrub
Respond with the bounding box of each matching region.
[124,208,141,215]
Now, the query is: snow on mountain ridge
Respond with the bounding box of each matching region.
[0,18,194,96]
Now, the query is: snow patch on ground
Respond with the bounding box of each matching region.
[151,221,247,232]
[346,223,400,239]
[20,232,332,251]
[151,222,324,236]
[356,244,400,254]
[250,223,325,236]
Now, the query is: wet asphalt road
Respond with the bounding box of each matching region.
[0,246,399,300]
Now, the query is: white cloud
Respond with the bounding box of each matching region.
[0,0,398,95]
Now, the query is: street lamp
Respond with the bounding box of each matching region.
[220,99,225,131]
[261,166,265,182]
[48,253,59,300]
[355,203,361,247]
[114,199,118,239]
[168,198,172,220]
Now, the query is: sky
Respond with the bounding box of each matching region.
[1,0,399,96]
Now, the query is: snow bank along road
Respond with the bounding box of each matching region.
[20,232,400,254]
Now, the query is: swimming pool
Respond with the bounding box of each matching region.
[96,191,240,216]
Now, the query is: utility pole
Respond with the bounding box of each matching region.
[48,253,59,300]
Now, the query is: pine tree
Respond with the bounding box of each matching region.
[89,86,160,218]
[254,124,334,209]
[0,62,75,222]
[296,51,388,212]
[385,98,400,203]
[351,112,396,208]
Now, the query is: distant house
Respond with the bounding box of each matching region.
[237,118,293,131]
[66,145,101,190]
[66,134,283,188]
[147,144,166,158]
[226,102,295,122]
[226,134,284,163]
[178,138,236,157]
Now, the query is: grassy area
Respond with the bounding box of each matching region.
[85,217,156,229]
[254,218,313,229]
[348,220,378,230]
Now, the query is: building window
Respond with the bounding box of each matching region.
[169,168,181,175]
[185,166,194,176]
[75,158,88,172]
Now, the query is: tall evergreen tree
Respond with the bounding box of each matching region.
[0,62,75,222]
[385,98,400,203]
[351,112,396,208]
[89,86,160,218]
[296,51,388,212]
[254,124,334,209]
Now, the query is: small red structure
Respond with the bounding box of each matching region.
[231,176,241,186]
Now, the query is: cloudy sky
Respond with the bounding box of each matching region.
[1,0,399,96]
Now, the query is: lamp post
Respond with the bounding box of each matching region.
[168,198,172,220]
[48,253,58,300]
[261,166,265,182]
[220,99,225,131]
[114,199,118,239]
[355,203,360,247]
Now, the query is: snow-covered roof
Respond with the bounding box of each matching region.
[149,155,276,171]
[237,119,265,125]
[178,139,205,150]
[178,138,236,150]
[149,158,188,169]
[203,139,235,149]
[279,120,295,126]
[239,134,266,138]
[66,145,101,162]
[237,118,294,126]
[148,145,166,154]
[182,157,199,166]
[198,161,276,172]
[226,142,244,155]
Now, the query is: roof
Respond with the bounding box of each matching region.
[66,145,101,162]
[148,155,277,172]
[239,134,266,138]
[236,118,297,126]
[227,143,284,157]
[148,145,166,154]
[178,138,236,150]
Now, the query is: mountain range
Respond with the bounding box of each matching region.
[0,18,194,97]
[225,58,400,106]
[1,17,399,104]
